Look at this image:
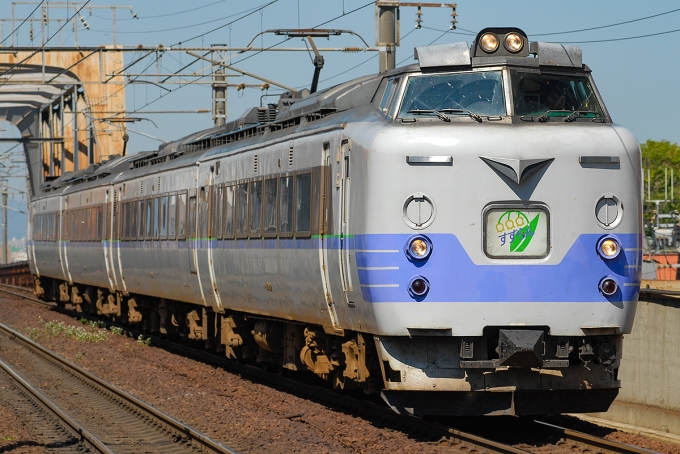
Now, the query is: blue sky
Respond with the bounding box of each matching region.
[1,0,679,239]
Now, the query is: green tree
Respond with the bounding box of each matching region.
[641,140,680,213]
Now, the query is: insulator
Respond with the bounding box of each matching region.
[236,83,246,91]
[342,47,362,53]
[260,83,270,91]
[415,6,423,30]
[450,7,457,30]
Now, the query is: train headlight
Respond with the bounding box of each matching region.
[503,32,524,53]
[479,33,499,53]
[405,235,433,260]
[408,276,430,298]
[596,235,621,260]
[599,276,619,297]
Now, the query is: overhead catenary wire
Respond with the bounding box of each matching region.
[0,0,45,46]
[90,0,227,21]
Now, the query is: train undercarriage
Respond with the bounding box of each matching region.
[33,275,384,394]
[33,275,623,416]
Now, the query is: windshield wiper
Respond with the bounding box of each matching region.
[407,108,483,123]
[537,110,571,123]
[407,109,450,122]
[564,110,600,122]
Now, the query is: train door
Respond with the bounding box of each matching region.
[102,189,116,291]
[113,186,127,292]
[188,192,198,275]
[60,196,73,284]
[337,139,360,305]
[319,142,343,333]
[196,182,221,308]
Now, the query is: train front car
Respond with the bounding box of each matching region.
[357,28,642,416]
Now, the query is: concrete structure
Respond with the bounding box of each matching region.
[589,280,680,440]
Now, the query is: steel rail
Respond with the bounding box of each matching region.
[0,358,114,454]
[533,420,656,454]
[0,320,239,454]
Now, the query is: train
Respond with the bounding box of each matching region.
[27,27,642,416]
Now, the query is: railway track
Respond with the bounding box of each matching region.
[0,283,658,454]
[0,318,238,454]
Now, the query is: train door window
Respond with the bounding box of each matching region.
[136,199,144,240]
[97,207,103,241]
[279,176,293,236]
[177,191,187,239]
[236,182,248,238]
[188,194,197,240]
[153,197,160,239]
[198,187,209,240]
[249,180,262,237]
[120,202,128,240]
[168,193,177,239]
[213,186,223,240]
[223,185,235,239]
[160,196,168,239]
[145,198,154,239]
[130,200,138,241]
[295,173,312,236]
[264,178,278,237]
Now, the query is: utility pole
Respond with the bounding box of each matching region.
[211,45,227,127]
[376,1,457,73]
[2,186,7,264]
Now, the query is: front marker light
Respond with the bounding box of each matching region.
[480,33,499,53]
[503,32,524,53]
[596,235,621,260]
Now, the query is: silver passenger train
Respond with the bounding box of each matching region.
[28,28,642,416]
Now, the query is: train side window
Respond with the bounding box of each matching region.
[250,180,262,237]
[264,178,278,236]
[372,77,389,106]
[379,78,395,114]
[386,77,402,119]
[145,198,154,239]
[279,176,293,236]
[236,182,248,238]
[168,193,177,239]
[295,173,312,235]
[153,197,160,239]
[177,191,187,239]
[160,196,168,239]
[224,185,235,239]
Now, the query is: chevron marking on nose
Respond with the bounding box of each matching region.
[480,156,555,184]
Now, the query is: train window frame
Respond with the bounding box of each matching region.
[145,197,154,240]
[263,177,278,238]
[168,192,177,240]
[371,77,389,107]
[249,178,263,238]
[278,174,295,238]
[294,171,313,238]
[235,181,249,239]
[223,184,235,239]
[136,198,144,241]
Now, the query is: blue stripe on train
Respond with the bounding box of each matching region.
[33,232,642,304]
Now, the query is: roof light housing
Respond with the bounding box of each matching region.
[473,28,529,58]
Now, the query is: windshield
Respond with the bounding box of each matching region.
[398,71,506,118]
[511,71,604,119]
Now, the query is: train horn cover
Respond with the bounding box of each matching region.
[473,28,529,58]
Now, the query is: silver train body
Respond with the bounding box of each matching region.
[28,28,642,416]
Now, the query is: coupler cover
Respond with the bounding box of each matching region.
[498,329,544,367]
